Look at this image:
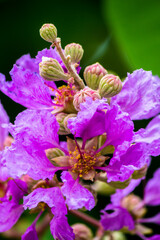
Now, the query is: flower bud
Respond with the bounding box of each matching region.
[39,57,69,81]
[121,194,146,219]
[63,113,77,132]
[40,23,57,43]
[46,147,65,160]
[72,223,93,240]
[73,87,101,111]
[56,113,69,135]
[92,180,115,196]
[132,164,148,179]
[84,63,107,90]
[99,74,122,98]
[64,43,84,63]
[103,232,126,240]
[107,177,131,189]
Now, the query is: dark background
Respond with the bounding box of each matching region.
[0,0,160,239]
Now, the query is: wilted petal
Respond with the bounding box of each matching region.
[135,115,160,156]
[111,69,160,120]
[61,171,95,210]
[144,168,160,206]
[50,215,75,240]
[100,204,134,231]
[0,65,53,109]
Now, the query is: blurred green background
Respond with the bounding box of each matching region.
[0,0,160,239]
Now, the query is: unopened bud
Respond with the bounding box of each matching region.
[64,43,84,63]
[72,223,93,240]
[46,147,65,160]
[64,113,77,132]
[99,74,122,98]
[84,63,107,90]
[103,232,126,240]
[92,180,115,196]
[73,87,101,111]
[56,113,69,135]
[132,164,148,179]
[40,23,57,43]
[121,194,146,219]
[39,57,69,81]
[107,177,131,189]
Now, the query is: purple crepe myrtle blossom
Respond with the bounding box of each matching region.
[111,69,160,120]
[0,47,81,110]
[0,179,27,232]
[100,168,160,240]
[23,187,75,240]
[67,98,151,183]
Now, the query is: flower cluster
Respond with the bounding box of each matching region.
[0,23,160,240]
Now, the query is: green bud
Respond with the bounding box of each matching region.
[64,43,84,63]
[39,57,69,81]
[84,63,107,90]
[72,223,93,240]
[92,180,115,196]
[46,147,65,160]
[40,23,57,43]
[132,164,148,179]
[103,232,126,240]
[99,74,122,98]
[56,113,69,135]
[107,177,131,189]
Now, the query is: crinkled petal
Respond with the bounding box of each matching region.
[0,65,53,109]
[111,179,141,206]
[10,109,60,151]
[0,102,9,150]
[144,168,160,206]
[103,104,134,159]
[100,204,134,231]
[68,98,108,143]
[105,143,150,182]
[50,215,75,240]
[0,151,9,181]
[135,115,160,156]
[21,224,39,240]
[0,202,23,232]
[4,141,58,180]
[16,54,39,73]
[111,69,160,120]
[61,171,95,210]
[23,187,67,215]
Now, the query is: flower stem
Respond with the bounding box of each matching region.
[53,38,85,89]
[69,209,103,229]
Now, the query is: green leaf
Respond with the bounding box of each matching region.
[103,0,160,76]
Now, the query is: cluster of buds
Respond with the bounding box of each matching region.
[39,23,123,116]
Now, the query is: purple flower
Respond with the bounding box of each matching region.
[135,114,160,157]
[23,187,75,240]
[0,179,27,232]
[111,69,160,120]
[100,169,160,239]
[0,102,9,150]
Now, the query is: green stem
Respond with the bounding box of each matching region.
[53,38,85,89]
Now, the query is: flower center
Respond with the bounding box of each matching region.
[54,85,76,105]
[69,147,101,178]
